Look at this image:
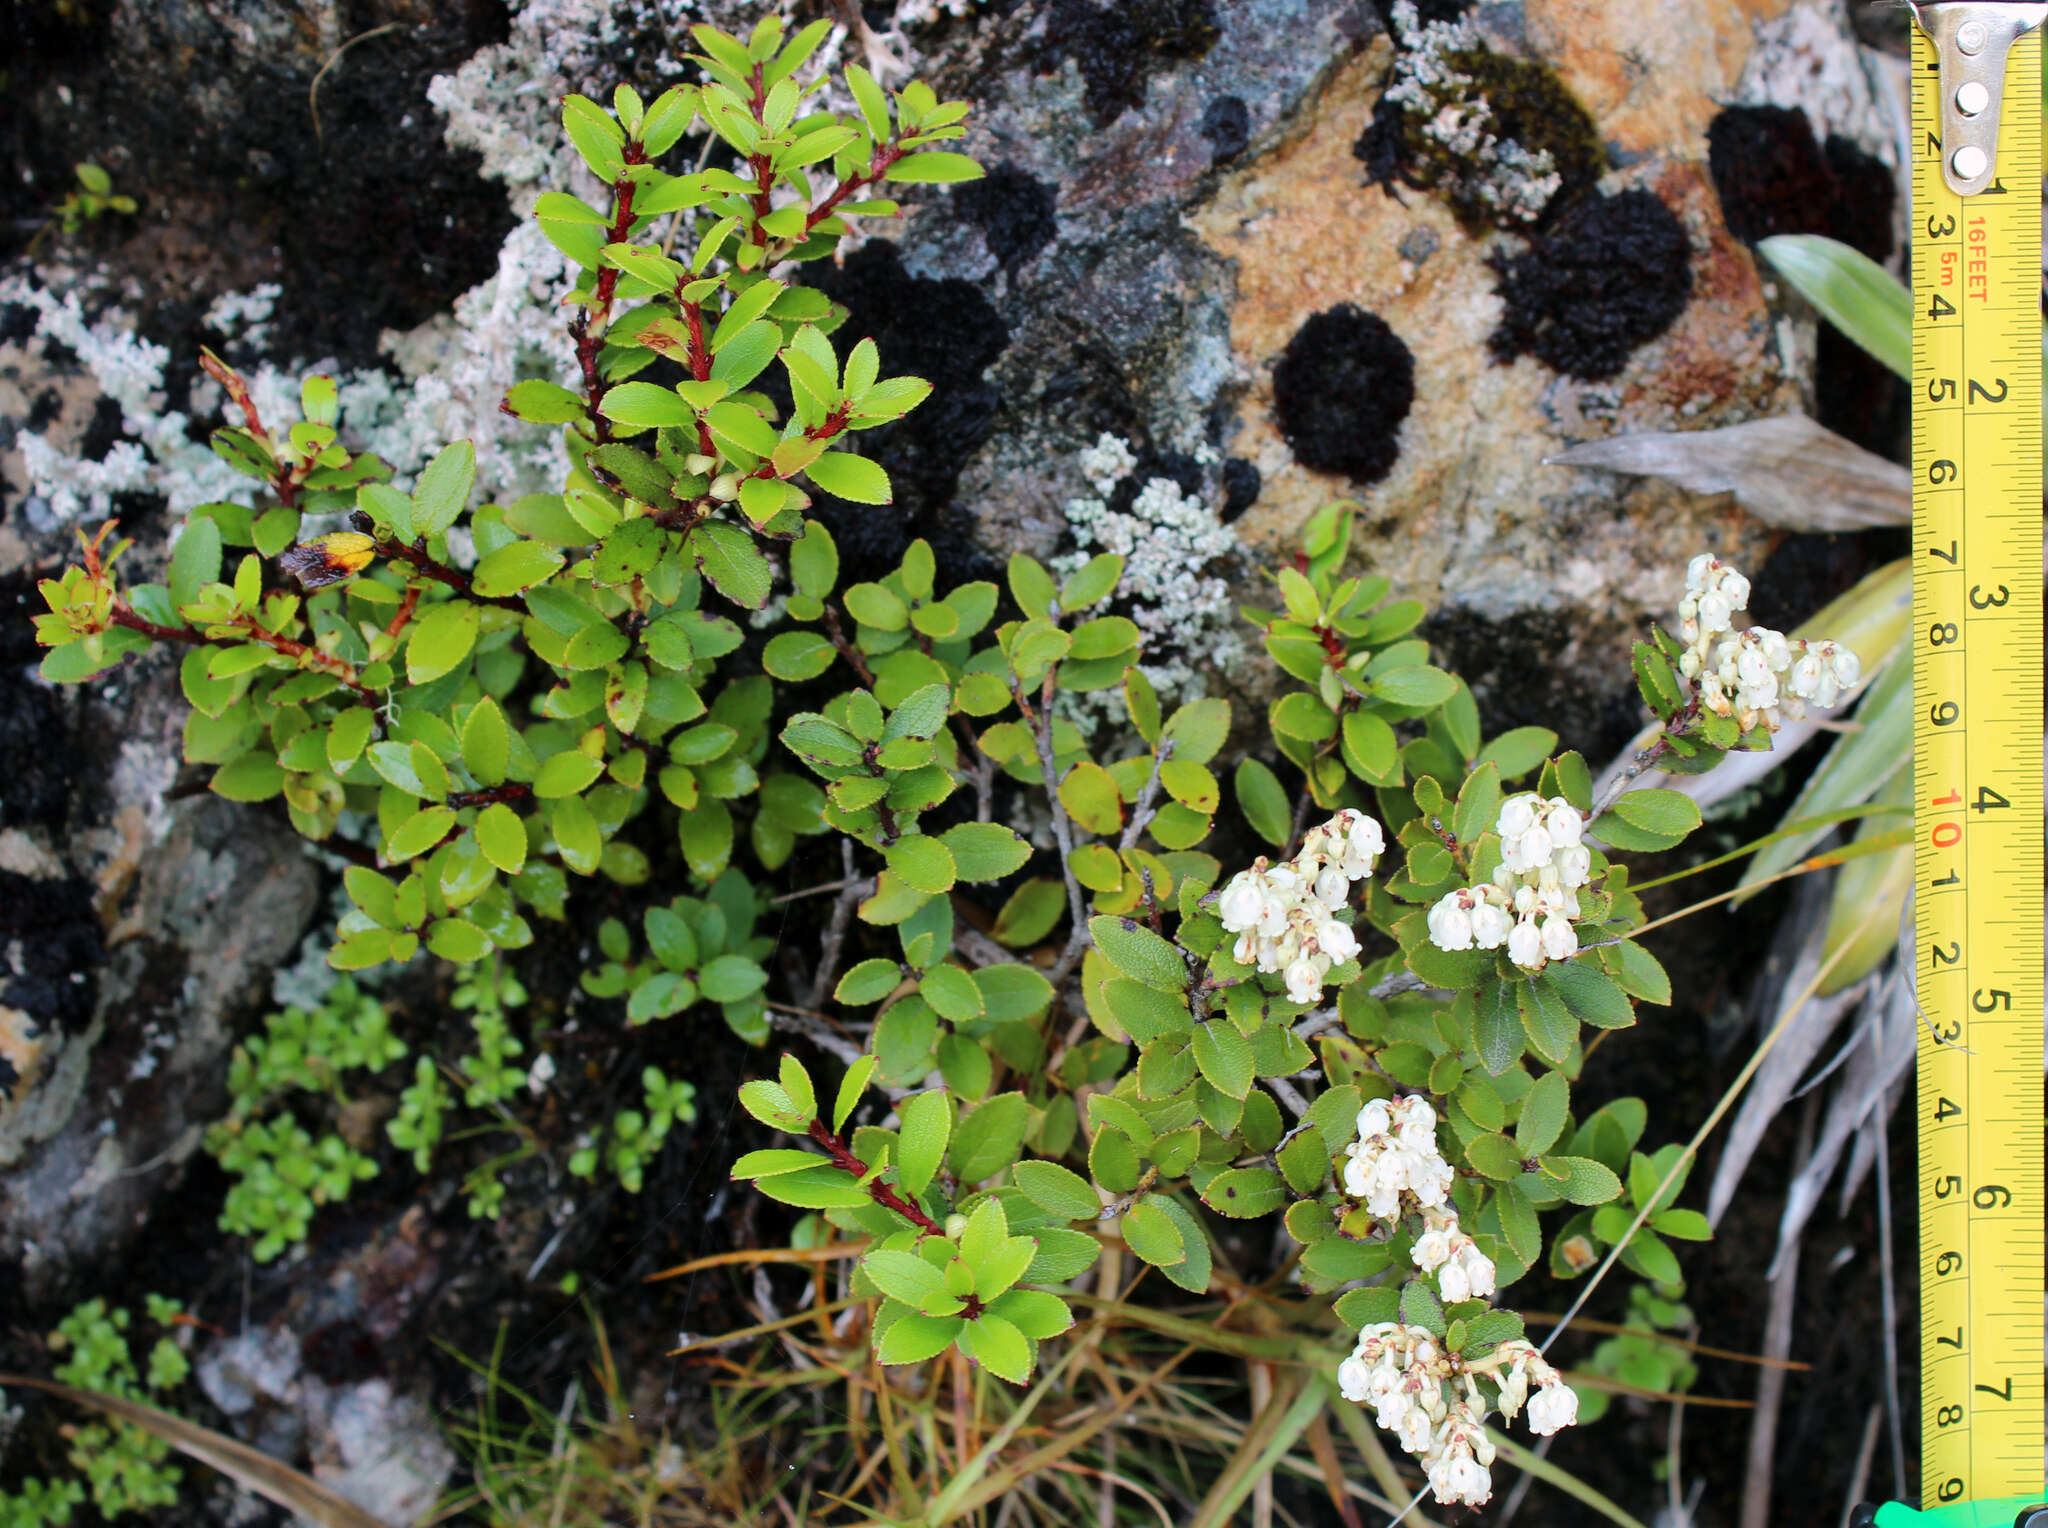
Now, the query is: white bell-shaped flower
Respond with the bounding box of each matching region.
[1527,1381,1579,1436]
[1554,842,1591,887]
[1337,1355,1372,1402]
[1427,891,1476,950]
[1540,913,1578,962]
[1316,916,1360,965]
[1471,897,1513,949]
[1497,794,1538,840]
[1216,870,1269,932]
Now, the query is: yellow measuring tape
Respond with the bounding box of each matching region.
[1911,5,2045,1512]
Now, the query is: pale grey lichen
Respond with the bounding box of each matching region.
[2,271,279,526]
[1053,432,1245,720]
[1380,0,1564,228]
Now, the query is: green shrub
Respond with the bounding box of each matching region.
[32,16,1866,1513]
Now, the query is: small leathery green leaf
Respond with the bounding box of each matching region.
[461,697,509,786]
[474,803,527,874]
[1010,1160,1099,1220]
[895,1089,950,1196]
[1088,916,1186,992]
[405,600,478,684]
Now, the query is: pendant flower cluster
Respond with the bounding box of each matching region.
[1426,792,1590,971]
[1340,1095,1458,1219]
[1336,1324,1580,1507]
[1216,810,1384,1004]
[1490,1339,1580,1438]
[1678,554,1860,733]
[1413,1205,1499,1304]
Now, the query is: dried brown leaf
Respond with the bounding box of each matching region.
[1545,416,1908,531]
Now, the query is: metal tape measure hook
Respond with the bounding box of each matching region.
[1910,1,2048,192]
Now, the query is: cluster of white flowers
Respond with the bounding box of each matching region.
[1337,1323,1578,1507]
[1216,811,1383,1004]
[1339,1324,1494,1503]
[1412,1205,1499,1304]
[1427,793,1590,971]
[1490,1339,1580,1437]
[1678,555,1861,733]
[1380,1,1565,225]
[1339,1094,1456,1219]
[1053,432,1246,714]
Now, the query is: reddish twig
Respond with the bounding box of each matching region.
[820,603,876,686]
[383,583,422,639]
[372,537,525,612]
[238,623,377,698]
[570,145,648,443]
[679,300,718,455]
[107,604,214,646]
[199,348,306,509]
[806,1118,945,1236]
[445,783,534,810]
[803,143,905,235]
[199,348,271,447]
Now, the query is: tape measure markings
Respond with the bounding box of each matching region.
[1910,14,2045,1513]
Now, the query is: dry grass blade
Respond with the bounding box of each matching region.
[1705,873,1864,1228]
[1768,949,1915,1276]
[1187,1370,1320,1528]
[0,1375,390,1528]
[1544,416,1908,532]
[646,1243,868,1280]
[934,1344,1198,1521]
[1517,1315,1809,1369]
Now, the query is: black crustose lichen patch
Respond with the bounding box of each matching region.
[1036,0,1222,129]
[1200,96,1252,161]
[0,870,103,1036]
[1219,457,1261,522]
[1487,189,1694,382]
[1820,134,1897,262]
[951,163,1058,270]
[1354,45,1605,236]
[1705,105,1903,452]
[1706,103,1897,261]
[1366,0,1474,27]
[1705,104,1838,246]
[1271,305,1416,483]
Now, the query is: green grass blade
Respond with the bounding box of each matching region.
[1486,1427,1651,1528]
[1759,234,1910,380]
[1737,649,1912,900]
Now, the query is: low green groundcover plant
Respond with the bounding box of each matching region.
[29,15,1868,1514]
[1,1298,190,1525]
